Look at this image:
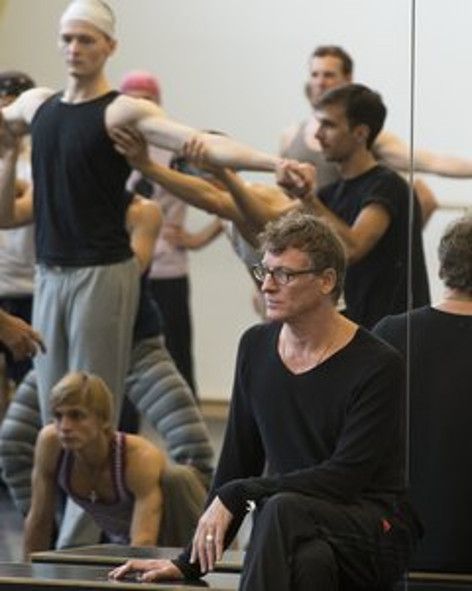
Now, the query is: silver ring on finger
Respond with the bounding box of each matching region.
[205,533,214,544]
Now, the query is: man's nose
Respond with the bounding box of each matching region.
[261,272,276,291]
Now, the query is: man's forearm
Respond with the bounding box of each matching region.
[23,514,53,560]
[217,169,269,230]
[140,161,226,216]
[413,150,472,177]
[376,132,472,178]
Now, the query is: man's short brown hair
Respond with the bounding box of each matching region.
[259,210,346,302]
[438,215,472,295]
[315,83,386,149]
[311,45,354,77]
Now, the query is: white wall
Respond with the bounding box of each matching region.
[0,0,468,399]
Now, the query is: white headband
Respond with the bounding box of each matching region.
[60,0,116,39]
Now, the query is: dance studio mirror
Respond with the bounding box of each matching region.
[0,0,413,401]
[0,0,441,582]
[405,0,472,578]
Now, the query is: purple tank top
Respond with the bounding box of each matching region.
[57,432,134,544]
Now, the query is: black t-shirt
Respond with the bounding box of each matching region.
[374,307,472,571]
[319,165,430,328]
[31,91,133,266]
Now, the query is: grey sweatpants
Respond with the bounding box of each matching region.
[32,258,140,547]
[32,258,140,424]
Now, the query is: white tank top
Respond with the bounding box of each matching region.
[0,140,35,297]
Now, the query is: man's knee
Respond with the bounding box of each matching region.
[259,492,333,525]
[255,492,316,538]
[293,539,339,590]
[259,492,305,520]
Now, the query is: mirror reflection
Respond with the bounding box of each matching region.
[0,1,469,589]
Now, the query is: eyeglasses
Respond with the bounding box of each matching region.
[252,264,318,286]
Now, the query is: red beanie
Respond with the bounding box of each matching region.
[119,71,161,103]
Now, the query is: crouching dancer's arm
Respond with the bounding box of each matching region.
[126,436,167,546]
[23,426,61,560]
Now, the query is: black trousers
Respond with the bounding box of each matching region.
[148,276,196,396]
[240,493,416,591]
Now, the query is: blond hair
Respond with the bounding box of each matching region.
[50,372,114,432]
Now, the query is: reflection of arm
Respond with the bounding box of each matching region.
[23,427,60,559]
[108,96,280,172]
[167,218,223,250]
[217,169,295,231]
[375,130,472,177]
[309,197,390,264]
[137,158,243,223]
[126,196,162,272]
[127,437,167,546]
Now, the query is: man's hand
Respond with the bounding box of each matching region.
[276,160,316,198]
[109,126,151,172]
[190,495,233,573]
[182,134,218,172]
[108,558,183,583]
[161,224,193,249]
[0,310,46,360]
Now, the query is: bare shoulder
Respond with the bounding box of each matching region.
[2,87,54,132]
[17,88,54,123]
[125,435,166,471]
[126,196,161,228]
[106,94,166,129]
[35,425,62,474]
[126,433,164,458]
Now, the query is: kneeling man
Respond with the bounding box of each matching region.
[24,371,166,558]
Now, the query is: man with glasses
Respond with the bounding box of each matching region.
[110,210,420,591]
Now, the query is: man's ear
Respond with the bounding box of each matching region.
[107,37,117,56]
[320,268,337,296]
[353,123,369,145]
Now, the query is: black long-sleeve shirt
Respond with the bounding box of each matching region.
[176,322,409,578]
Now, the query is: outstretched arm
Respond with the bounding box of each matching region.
[164,218,223,250]
[111,127,246,223]
[107,95,281,172]
[375,130,472,177]
[215,168,296,231]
